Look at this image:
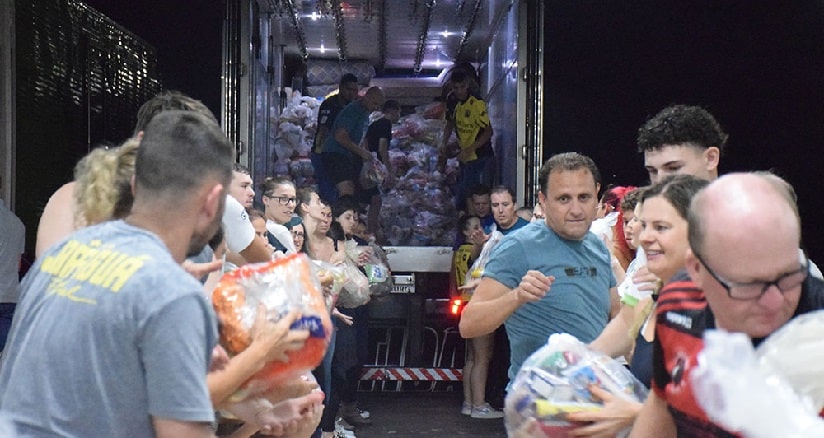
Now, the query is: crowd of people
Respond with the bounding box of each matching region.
[0,67,821,438]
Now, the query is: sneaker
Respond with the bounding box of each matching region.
[357,408,370,419]
[339,404,372,426]
[336,417,355,431]
[470,403,504,419]
[333,425,356,438]
[461,401,472,416]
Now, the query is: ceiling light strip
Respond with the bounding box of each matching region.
[413,0,436,73]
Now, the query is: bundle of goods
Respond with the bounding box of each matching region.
[270,92,321,187]
[692,311,824,437]
[505,334,648,437]
[212,254,333,401]
[377,103,460,246]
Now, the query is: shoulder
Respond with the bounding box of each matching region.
[800,275,824,311]
[36,182,79,258]
[656,272,705,313]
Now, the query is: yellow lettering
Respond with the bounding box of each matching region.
[41,240,79,275]
[88,252,128,286]
[46,278,97,305]
[104,256,149,292]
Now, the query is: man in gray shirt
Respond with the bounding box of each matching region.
[0,110,231,437]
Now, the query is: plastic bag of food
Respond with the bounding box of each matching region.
[363,243,393,297]
[464,229,504,288]
[692,312,824,438]
[505,333,648,437]
[359,153,388,190]
[212,254,333,399]
[336,257,371,309]
[309,260,348,311]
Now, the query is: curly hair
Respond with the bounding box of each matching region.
[637,105,728,154]
[73,139,140,227]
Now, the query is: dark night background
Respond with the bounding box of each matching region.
[80,0,824,261]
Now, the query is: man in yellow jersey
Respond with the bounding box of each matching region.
[440,69,495,210]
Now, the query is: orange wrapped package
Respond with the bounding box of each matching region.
[212,254,333,398]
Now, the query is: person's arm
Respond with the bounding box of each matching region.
[459,271,553,338]
[378,137,393,179]
[609,286,621,319]
[209,310,309,407]
[456,124,493,162]
[589,302,636,358]
[35,182,77,258]
[628,390,676,438]
[152,418,215,438]
[238,236,274,264]
[334,127,372,161]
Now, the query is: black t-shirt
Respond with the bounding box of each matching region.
[313,95,347,153]
[365,118,392,158]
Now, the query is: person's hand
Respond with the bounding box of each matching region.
[513,270,554,305]
[632,266,662,294]
[181,259,223,280]
[565,385,643,437]
[332,307,354,326]
[456,147,473,162]
[208,345,230,373]
[469,229,489,247]
[359,149,373,161]
[356,247,372,267]
[249,307,310,363]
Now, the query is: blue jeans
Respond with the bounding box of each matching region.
[456,156,494,210]
[311,151,337,203]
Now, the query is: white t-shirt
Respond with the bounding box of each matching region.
[221,195,255,254]
[266,220,297,254]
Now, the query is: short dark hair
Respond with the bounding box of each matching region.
[135,111,233,198]
[332,195,361,218]
[470,184,491,198]
[457,215,479,233]
[259,177,294,197]
[450,69,468,84]
[620,187,643,212]
[538,152,600,196]
[490,185,516,202]
[383,99,400,112]
[133,90,217,135]
[340,73,359,87]
[232,163,250,175]
[295,187,320,217]
[637,105,728,154]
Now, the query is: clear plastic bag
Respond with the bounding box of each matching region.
[211,254,333,399]
[505,333,649,437]
[359,152,389,190]
[363,243,393,297]
[692,312,824,438]
[336,258,372,309]
[464,229,504,288]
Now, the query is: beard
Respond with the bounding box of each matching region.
[187,202,225,258]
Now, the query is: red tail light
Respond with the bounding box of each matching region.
[450,299,463,316]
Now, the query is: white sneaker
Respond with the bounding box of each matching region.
[470,403,504,419]
[333,425,356,438]
[461,401,472,416]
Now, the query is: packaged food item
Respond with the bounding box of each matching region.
[211,254,333,399]
[505,334,648,437]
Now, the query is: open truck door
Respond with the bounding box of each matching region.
[221,0,544,375]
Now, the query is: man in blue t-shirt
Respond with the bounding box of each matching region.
[460,152,619,382]
[322,86,385,203]
[485,185,529,235]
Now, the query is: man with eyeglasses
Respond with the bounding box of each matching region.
[630,173,824,437]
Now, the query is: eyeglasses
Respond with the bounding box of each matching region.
[693,249,808,300]
[291,231,304,237]
[264,194,297,205]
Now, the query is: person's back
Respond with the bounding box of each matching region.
[0,220,215,436]
[0,197,25,350]
[0,110,230,437]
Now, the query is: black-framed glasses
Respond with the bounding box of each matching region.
[264,194,297,205]
[693,249,808,300]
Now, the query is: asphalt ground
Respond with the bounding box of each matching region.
[353,389,508,437]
